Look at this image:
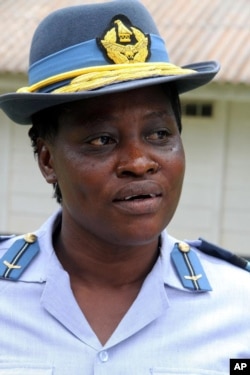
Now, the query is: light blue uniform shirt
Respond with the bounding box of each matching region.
[0,211,249,374]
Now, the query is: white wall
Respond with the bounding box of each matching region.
[168,100,226,241]
[221,101,250,254]
[0,112,58,234]
[0,111,11,232]
[168,89,250,256]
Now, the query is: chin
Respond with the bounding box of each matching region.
[112,219,166,247]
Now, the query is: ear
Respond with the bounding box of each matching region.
[37,138,57,184]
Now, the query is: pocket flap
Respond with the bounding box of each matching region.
[0,368,53,375]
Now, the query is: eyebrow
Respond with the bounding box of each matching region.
[143,109,174,119]
[74,114,118,133]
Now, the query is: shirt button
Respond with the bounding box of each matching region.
[99,350,109,362]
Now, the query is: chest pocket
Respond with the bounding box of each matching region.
[151,368,227,375]
[0,368,53,375]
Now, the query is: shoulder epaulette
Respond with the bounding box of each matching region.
[171,239,250,293]
[197,239,250,273]
[171,242,212,292]
[0,233,40,281]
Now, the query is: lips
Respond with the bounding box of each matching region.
[113,181,163,215]
[113,181,162,202]
[120,193,160,201]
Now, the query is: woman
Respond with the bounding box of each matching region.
[0,1,249,374]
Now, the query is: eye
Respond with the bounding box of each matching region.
[88,135,116,146]
[146,129,171,141]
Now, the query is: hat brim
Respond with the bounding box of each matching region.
[0,61,219,125]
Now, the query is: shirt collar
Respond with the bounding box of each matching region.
[1,210,210,293]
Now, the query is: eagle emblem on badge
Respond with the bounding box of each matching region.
[97,15,151,64]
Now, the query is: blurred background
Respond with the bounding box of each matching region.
[0,0,249,256]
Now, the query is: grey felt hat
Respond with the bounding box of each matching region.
[0,0,220,125]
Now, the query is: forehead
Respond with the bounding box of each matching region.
[59,85,173,120]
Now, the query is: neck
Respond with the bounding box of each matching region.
[53,214,161,288]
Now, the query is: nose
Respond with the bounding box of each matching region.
[116,143,159,178]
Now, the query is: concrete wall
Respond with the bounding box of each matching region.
[0,74,59,233]
[168,84,250,256]
[0,109,58,234]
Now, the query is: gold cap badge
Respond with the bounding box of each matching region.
[97,15,151,64]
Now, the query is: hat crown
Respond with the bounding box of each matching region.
[30,0,160,66]
[0,0,219,125]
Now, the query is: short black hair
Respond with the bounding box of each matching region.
[29,83,182,203]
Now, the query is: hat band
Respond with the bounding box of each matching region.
[51,63,196,94]
[17,62,196,94]
[29,34,169,86]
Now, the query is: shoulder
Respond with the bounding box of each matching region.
[188,238,250,273]
[165,233,250,294]
[0,233,40,281]
[186,239,250,297]
[0,210,62,282]
[0,234,15,242]
[0,234,17,251]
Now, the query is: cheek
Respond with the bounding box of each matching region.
[161,146,185,220]
[174,146,185,178]
[162,142,185,185]
[161,158,185,212]
[54,150,112,199]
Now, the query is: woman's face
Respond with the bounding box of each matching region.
[39,85,185,247]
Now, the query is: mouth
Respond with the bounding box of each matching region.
[116,193,161,202]
[113,182,163,215]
